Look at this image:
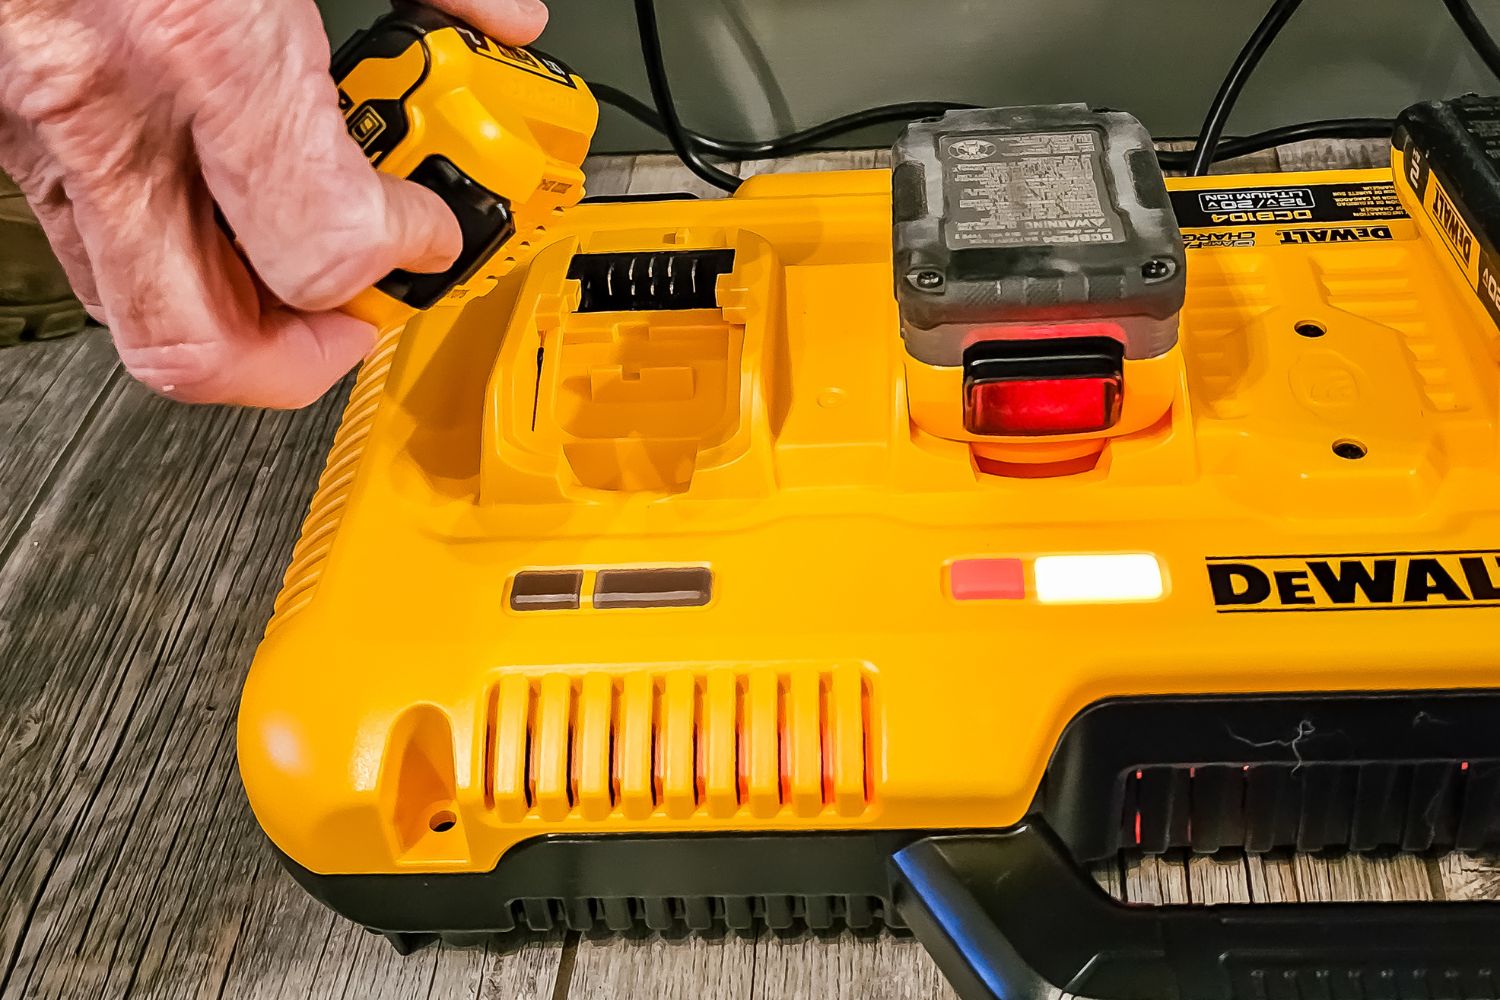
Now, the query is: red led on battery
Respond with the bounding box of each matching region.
[962,336,1125,438]
[966,374,1122,437]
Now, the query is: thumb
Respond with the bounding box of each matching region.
[426,0,550,44]
[189,14,462,312]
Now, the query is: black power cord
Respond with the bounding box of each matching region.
[1187,0,1307,175]
[1157,116,1393,170]
[622,0,1495,185]
[1443,0,1500,79]
[1182,0,1500,175]
[631,0,741,192]
[599,78,1391,170]
[591,83,975,160]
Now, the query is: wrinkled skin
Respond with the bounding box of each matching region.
[0,0,547,407]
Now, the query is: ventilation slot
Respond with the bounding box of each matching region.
[1122,759,1500,855]
[388,892,899,946]
[483,665,872,823]
[567,250,735,312]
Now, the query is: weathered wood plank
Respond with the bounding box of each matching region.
[1156,133,1387,177]
[1125,851,1257,906]
[1188,853,1253,904]
[582,155,636,198]
[215,849,566,1000]
[1155,139,1282,178]
[753,930,958,1000]
[0,380,351,1000]
[1124,853,1192,905]
[564,932,756,1000]
[277,921,508,1000]
[1245,852,1300,903]
[217,854,566,1000]
[740,149,888,179]
[623,153,743,199]
[1276,137,1390,173]
[0,367,568,1000]
[1247,850,1435,903]
[1290,851,1433,902]
[0,330,118,572]
[1435,852,1500,901]
[474,934,569,1000]
[748,860,1121,1000]
[210,850,343,1000]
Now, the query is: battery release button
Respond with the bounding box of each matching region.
[376,154,515,310]
[963,336,1124,437]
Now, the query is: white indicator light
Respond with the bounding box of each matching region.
[1033,554,1164,604]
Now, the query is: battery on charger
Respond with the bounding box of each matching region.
[891,106,1185,438]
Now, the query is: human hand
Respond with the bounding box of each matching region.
[0,0,548,407]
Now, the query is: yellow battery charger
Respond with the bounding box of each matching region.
[238,6,1500,993]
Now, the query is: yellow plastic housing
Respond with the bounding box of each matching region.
[240,165,1500,877]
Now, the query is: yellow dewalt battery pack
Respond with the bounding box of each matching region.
[239,69,1500,1000]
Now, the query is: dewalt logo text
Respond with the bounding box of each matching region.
[1207,551,1500,613]
[1276,225,1393,245]
[1431,186,1475,265]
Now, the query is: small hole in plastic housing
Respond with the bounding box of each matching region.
[1332,439,1367,460]
[429,809,457,833]
[1295,320,1327,338]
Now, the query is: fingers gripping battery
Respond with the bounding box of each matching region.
[332,1,598,333]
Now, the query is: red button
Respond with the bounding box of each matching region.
[949,558,1026,601]
[961,335,1125,437]
[966,375,1121,437]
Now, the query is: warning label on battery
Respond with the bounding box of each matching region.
[1171,181,1408,229]
[1452,97,1500,166]
[941,130,1126,249]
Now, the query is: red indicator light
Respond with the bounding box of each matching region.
[949,558,1026,601]
[967,375,1121,436]
[962,336,1125,437]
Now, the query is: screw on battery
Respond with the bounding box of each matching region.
[1140,258,1176,282]
[909,269,945,291]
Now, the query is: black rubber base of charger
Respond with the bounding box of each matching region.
[275,690,1500,1000]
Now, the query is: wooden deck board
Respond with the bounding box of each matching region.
[567,933,755,1000]
[750,931,959,1000]
[0,333,118,569]
[0,374,350,1000]
[0,144,1493,1000]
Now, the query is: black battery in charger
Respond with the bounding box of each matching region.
[890,105,1186,370]
[1394,95,1500,326]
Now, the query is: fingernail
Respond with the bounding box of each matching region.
[509,0,549,28]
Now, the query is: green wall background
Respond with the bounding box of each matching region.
[320,0,1497,153]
